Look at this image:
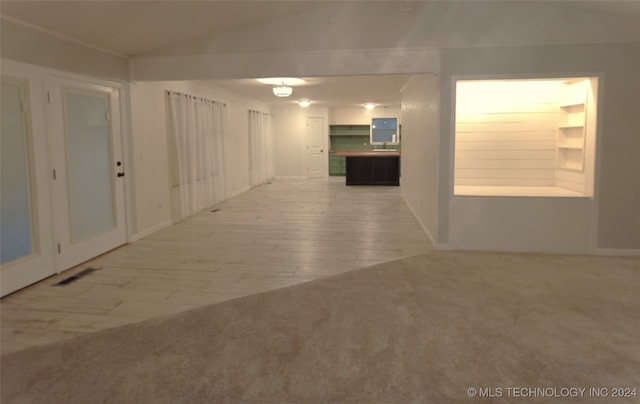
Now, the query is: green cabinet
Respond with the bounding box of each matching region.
[329,125,370,136]
[329,154,346,176]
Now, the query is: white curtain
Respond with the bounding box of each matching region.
[248,110,275,187]
[167,91,226,219]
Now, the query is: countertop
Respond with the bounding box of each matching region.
[332,149,401,157]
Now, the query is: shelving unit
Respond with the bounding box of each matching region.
[329,125,371,176]
[557,82,587,172]
[329,125,370,136]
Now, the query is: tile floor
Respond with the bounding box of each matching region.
[1,178,432,354]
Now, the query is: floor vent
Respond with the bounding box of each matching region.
[52,268,97,287]
[210,208,221,213]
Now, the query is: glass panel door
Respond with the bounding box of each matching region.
[48,77,126,272]
[1,68,55,297]
[64,92,115,241]
[1,81,34,263]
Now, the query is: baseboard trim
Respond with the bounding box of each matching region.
[595,248,640,257]
[401,195,437,248]
[228,186,250,199]
[130,220,172,242]
[273,176,306,180]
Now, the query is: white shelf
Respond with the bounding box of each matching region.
[557,82,587,174]
[454,185,586,197]
[557,147,584,171]
[558,145,583,150]
[558,163,583,171]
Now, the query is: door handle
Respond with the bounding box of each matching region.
[117,172,125,177]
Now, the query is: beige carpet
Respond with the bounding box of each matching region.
[2,251,639,403]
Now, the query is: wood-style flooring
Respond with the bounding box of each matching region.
[1,178,432,354]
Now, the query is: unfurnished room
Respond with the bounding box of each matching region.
[1,1,639,402]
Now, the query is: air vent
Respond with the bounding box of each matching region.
[52,268,97,287]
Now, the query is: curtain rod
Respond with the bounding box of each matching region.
[166,90,226,107]
[248,109,273,116]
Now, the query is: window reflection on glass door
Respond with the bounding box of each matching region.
[1,80,35,264]
[1,65,56,297]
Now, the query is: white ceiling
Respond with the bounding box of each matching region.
[0,1,333,57]
[2,1,638,58]
[2,0,638,108]
[207,75,414,108]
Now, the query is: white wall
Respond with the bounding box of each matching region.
[400,74,440,245]
[0,18,129,81]
[450,197,593,253]
[439,43,640,252]
[273,105,329,178]
[129,81,270,236]
[454,80,559,187]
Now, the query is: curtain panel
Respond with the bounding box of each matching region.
[248,110,274,188]
[167,91,227,220]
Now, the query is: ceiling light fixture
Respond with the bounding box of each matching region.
[364,103,376,110]
[258,77,306,86]
[273,84,293,97]
[298,100,311,107]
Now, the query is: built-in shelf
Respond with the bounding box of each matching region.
[558,162,583,171]
[329,125,370,136]
[557,81,587,172]
[558,145,583,150]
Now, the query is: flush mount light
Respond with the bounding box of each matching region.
[298,100,311,107]
[273,85,293,97]
[257,77,306,86]
[364,103,376,110]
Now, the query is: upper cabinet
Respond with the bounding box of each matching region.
[329,125,369,136]
[329,107,401,125]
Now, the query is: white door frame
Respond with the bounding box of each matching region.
[0,59,133,295]
[46,75,128,271]
[1,65,56,296]
[305,116,326,178]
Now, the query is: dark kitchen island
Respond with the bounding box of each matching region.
[333,150,400,186]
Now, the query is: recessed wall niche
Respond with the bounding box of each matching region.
[453,77,598,197]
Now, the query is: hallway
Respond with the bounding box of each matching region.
[1,178,432,353]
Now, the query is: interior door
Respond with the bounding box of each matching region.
[306,117,325,178]
[1,76,56,297]
[47,77,127,271]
